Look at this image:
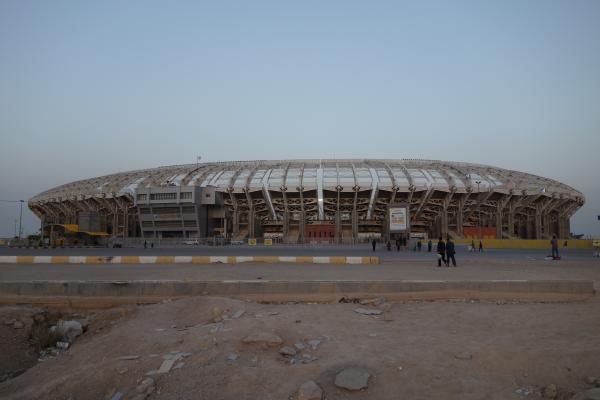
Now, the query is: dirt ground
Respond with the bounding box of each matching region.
[0,296,599,400]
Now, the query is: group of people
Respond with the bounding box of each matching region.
[436,237,457,267]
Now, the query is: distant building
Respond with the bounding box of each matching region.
[28,159,584,242]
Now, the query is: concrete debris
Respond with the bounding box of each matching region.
[298,380,323,400]
[570,388,600,400]
[515,388,533,396]
[454,352,473,360]
[301,354,318,364]
[173,362,185,370]
[136,377,155,395]
[157,358,177,374]
[118,368,128,374]
[109,392,123,400]
[354,308,383,316]
[155,328,166,332]
[56,341,70,350]
[294,342,306,351]
[334,367,371,391]
[231,310,245,319]
[52,320,83,342]
[542,384,558,399]
[268,312,279,316]
[279,346,297,356]
[373,296,386,306]
[227,352,238,361]
[242,332,283,346]
[308,340,321,350]
[12,320,24,329]
[117,355,140,360]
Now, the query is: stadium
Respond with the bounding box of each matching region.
[28,159,584,244]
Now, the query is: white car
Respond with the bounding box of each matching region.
[184,239,199,245]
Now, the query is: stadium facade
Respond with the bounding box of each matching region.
[28,159,584,243]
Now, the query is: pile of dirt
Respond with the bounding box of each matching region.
[0,297,599,400]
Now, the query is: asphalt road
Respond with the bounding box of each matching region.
[1,253,599,288]
[0,244,595,262]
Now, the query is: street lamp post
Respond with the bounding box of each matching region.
[18,200,24,240]
[1,199,25,240]
[475,181,482,240]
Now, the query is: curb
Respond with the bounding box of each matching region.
[0,280,594,307]
[0,255,380,265]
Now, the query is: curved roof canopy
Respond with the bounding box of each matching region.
[29,159,585,204]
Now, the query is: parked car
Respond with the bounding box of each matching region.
[184,239,199,245]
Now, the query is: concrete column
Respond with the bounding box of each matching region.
[248,206,255,238]
[534,205,542,239]
[456,197,465,237]
[335,189,341,243]
[496,207,503,239]
[441,206,448,238]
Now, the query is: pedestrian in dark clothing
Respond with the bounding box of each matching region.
[372,238,376,252]
[427,240,432,252]
[436,237,447,267]
[417,240,422,251]
[151,242,154,249]
[144,240,147,249]
[478,241,483,252]
[446,237,456,267]
[396,238,400,252]
[551,235,559,259]
[386,241,391,251]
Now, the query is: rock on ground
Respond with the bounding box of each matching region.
[242,332,283,346]
[334,367,371,391]
[298,380,323,400]
[279,346,296,356]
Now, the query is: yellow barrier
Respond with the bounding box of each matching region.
[420,239,594,249]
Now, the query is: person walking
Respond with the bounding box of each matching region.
[396,238,401,252]
[144,240,147,249]
[446,237,457,267]
[478,240,483,252]
[372,238,377,252]
[436,237,447,267]
[427,239,432,252]
[551,235,559,259]
[417,240,422,252]
[471,240,475,252]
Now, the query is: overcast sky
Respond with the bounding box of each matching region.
[1,0,599,238]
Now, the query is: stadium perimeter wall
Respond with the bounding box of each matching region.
[437,239,594,249]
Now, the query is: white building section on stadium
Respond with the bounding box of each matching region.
[28,159,585,242]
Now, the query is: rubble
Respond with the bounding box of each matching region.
[354,308,383,316]
[279,346,297,356]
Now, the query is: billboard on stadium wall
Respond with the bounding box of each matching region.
[389,204,410,233]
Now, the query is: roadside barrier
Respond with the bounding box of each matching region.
[0,255,380,265]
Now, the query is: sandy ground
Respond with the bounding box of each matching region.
[1,296,599,400]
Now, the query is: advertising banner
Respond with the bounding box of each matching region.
[389,205,409,232]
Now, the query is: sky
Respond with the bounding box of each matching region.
[0,0,599,238]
